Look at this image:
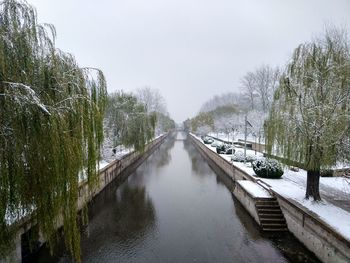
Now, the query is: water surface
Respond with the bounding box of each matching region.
[36,132,319,263]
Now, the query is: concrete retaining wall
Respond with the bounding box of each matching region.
[78,134,166,208]
[190,135,250,181]
[2,134,167,263]
[233,182,260,224]
[191,134,263,226]
[275,192,350,263]
[189,133,350,263]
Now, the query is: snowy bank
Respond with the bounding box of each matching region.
[237,180,272,198]
[192,133,350,241]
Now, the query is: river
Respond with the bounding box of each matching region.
[35,132,319,263]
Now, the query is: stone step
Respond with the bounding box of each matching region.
[256,200,278,206]
[261,223,287,228]
[262,227,288,232]
[256,197,276,201]
[260,218,286,223]
[255,197,287,232]
[259,214,284,220]
[256,204,280,209]
[257,209,282,214]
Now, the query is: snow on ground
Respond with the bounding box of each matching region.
[321,177,350,193]
[237,180,272,198]
[5,206,33,225]
[230,160,257,176]
[208,132,265,144]
[261,177,350,240]
[200,137,263,176]
[273,168,350,199]
[99,160,110,170]
[208,133,350,170]
[113,145,133,160]
[198,134,350,196]
[154,133,165,140]
[192,133,350,241]
[203,137,263,157]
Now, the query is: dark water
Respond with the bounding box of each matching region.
[36,132,319,263]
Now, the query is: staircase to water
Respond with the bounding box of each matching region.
[255,198,288,232]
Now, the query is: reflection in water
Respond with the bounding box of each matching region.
[86,185,155,244]
[44,184,156,263]
[155,134,175,168]
[36,132,319,263]
[183,135,234,190]
[232,197,262,241]
[183,137,213,176]
[261,232,320,263]
[105,184,155,242]
[182,134,320,263]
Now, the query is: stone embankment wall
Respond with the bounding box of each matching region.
[189,134,350,263]
[3,134,167,263]
[78,134,166,209]
[190,135,250,181]
[275,192,350,263]
[233,182,260,224]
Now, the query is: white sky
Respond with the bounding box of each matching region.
[28,0,350,123]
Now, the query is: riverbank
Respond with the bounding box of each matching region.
[34,132,319,263]
[189,133,350,263]
[2,134,167,263]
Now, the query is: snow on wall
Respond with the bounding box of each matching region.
[237,180,272,198]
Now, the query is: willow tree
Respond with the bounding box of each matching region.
[104,91,156,152]
[0,0,107,261]
[266,28,350,201]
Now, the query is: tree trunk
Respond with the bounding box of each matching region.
[305,170,321,201]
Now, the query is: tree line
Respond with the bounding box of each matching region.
[0,1,174,262]
[186,26,350,202]
[103,87,175,162]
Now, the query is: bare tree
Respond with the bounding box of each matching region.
[136,86,166,114]
[254,65,280,112]
[135,87,175,135]
[240,65,280,112]
[214,113,245,142]
[241,71,257,110]
[199,92,248,113]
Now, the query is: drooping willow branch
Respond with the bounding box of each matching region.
[0,1,107,262]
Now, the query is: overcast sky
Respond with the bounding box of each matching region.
[29,0,350,123]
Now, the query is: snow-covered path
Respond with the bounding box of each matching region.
[206,133,350,212]
[191,133,350,240]
[278,169,350,212]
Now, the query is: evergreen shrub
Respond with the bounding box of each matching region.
[252,158,284,179]
[231,152,257,162]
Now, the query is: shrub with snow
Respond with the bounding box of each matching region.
[211,141,223,147]
[216,144,229,154]
[203,137,214,144]
[245,154,258,162]
[252,158,284,179]
[225,147,235,155]
[231,151,257,163]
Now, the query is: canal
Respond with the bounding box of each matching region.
[36,132,319,263]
